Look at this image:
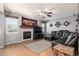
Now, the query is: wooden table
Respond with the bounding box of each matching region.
[53,44,75,56]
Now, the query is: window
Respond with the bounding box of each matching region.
[6,17,18,33]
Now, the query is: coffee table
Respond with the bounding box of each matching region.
[53,44,75,56]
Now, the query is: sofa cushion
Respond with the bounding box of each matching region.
[65,32,77,45]
[63,31,70,37]
[55,31,63,38]
[68,35,78,46]
[55,36,67,44]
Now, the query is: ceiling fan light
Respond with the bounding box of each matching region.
[47,12,52,14]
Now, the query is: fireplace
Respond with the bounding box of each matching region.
[22,28,33,40]
[23,31,31,39]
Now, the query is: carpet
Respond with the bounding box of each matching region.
[25,40,51,53]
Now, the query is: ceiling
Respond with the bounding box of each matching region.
[4,3,78,20]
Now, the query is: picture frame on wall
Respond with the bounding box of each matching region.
[21,17,37,28]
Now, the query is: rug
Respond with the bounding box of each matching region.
[25,40,51,53]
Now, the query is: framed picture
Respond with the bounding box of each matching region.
[21,17,37,28]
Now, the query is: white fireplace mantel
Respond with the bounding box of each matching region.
[22,28,33,40]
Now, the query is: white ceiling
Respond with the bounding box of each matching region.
[4,3,78,20]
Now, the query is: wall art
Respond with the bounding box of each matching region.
[63,21,70,26]
[49,23,53,27]
[55,21,61,28]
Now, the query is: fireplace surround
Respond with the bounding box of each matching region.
[23,31,31,39]
[22,28,33,40]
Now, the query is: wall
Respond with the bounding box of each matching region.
[5,13,41,45]
[46,16,77,34]
[19,17,41,41]
[0,4,4,48]
[77,4,79,56]
[5,13,22,45]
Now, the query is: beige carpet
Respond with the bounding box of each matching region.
[25,40,51,53]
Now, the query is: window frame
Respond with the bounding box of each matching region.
[6,17,18,34]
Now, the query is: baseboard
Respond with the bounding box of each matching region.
[0,41,23,48]
[0,46,4,48]
[4,40,23,46]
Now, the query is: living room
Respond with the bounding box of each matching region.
[0,3,79,56]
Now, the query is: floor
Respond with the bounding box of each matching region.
[0,40,54,56]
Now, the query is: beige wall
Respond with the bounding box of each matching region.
[0,4,4,47]
[46,16,77,33]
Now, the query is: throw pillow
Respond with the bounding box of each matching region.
[65,33,74,44]
[68,36,77,46]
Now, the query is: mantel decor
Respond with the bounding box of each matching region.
[63,21,70,26]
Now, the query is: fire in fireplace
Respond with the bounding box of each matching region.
[23,31,31,39]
